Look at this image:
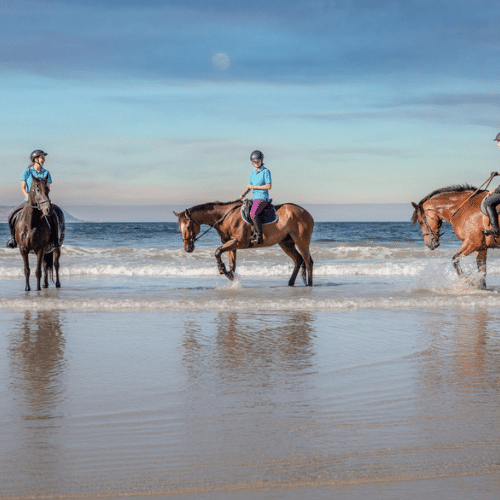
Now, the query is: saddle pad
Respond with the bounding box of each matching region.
[241,203,278,225]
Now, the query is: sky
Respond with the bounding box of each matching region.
[1,0,500,217]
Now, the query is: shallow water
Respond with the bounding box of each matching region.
[1,222,500,498]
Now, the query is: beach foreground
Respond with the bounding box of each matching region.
[1,298,500,499]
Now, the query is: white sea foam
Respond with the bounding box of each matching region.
[0,293,498,312]
[1,258,499,279]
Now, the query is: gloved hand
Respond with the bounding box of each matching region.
[491,171,499,177]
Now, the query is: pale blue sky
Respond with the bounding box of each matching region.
[2,0,500,209]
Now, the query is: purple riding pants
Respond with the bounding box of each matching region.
[250,199,268,220]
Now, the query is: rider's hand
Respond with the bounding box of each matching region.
[491,171,499,177]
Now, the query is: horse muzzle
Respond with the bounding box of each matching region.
[184,241,195,253]
[425,236,440,250]
[39,200,52,218]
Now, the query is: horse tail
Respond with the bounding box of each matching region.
[44,252,54,283]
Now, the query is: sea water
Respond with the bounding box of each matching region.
[0,221,499,310]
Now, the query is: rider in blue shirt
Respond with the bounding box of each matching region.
[240,150,272,245]
[6,150,60,248]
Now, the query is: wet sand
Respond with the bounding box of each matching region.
[1,304,500,499]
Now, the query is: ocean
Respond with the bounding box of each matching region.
[1,221,500,499]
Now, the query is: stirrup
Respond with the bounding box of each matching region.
[482,228,500,237]
[6,238,17,249]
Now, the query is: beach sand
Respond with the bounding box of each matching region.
[1,296,500,499]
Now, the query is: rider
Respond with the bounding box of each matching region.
[240,150,272,245]
[6,149,61,249]
[482,133,500,238]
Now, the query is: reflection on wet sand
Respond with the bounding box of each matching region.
[2,308,500,499]
[412,309,500,482]
[177,311,319,488]
[182,310,316,384]
[6,310,67,496]
[8,310,67,420]
[420,309,500,401]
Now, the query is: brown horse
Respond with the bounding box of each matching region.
[14,176,65,291]
[174,200,314,286]
[411,184,499,289]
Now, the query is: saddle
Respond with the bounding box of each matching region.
[241,199,278,225]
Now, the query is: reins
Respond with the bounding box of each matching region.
[448,174,495,221]
[182,202,242,243]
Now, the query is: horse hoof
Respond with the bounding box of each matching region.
[227,272,234,281]
[56,282,61,288]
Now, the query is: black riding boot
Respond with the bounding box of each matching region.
[482,205,500,238]
[251,217,263,245]
[6,217,17,249]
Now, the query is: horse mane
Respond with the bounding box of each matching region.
[187,199,242,213]
[411,184,483,225]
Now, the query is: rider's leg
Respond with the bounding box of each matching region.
[6,203,26,248]
[482,193,500,237]
[250,199,268,244]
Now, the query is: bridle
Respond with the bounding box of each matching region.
[29,199,51,211]
[179,203,241,244]
[419,208,444,239]
[27,179,52,214]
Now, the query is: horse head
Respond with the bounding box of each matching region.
[411,201,442,250]
[29,177,52,218]
[173,209,200,253]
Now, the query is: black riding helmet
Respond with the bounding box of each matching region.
[250,150,264,162]
[30,150,48,162]
[494,133,500,141]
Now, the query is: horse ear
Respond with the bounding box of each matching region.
[411,202,418,209]
[173,211,180,217]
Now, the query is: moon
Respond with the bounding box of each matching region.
[212,53,230,71]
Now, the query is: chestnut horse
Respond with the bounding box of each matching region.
[174,200,314,286]
[14,176,65,291]
[411,184,499,289]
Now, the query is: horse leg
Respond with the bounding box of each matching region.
[475,249,487,290]
[292,239,314,286]
[54,248,61,288]
[21,249,30,291]
[215,240,240,281]
[228,250,237,274]
[35,251,44,291]
[278,236,303,287]
[452,241,479,287]
[43,258,49,288]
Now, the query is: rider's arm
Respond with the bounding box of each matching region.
[248,183,272,191]
[240,183,272,198]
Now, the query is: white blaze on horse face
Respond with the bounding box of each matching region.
[180,218,196,252]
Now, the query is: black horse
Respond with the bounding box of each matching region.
[13,177,65,291]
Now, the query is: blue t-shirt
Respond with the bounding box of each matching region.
[21,167,52,200]
[249,166,272,200]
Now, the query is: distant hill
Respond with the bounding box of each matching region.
[0,206,81,223]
